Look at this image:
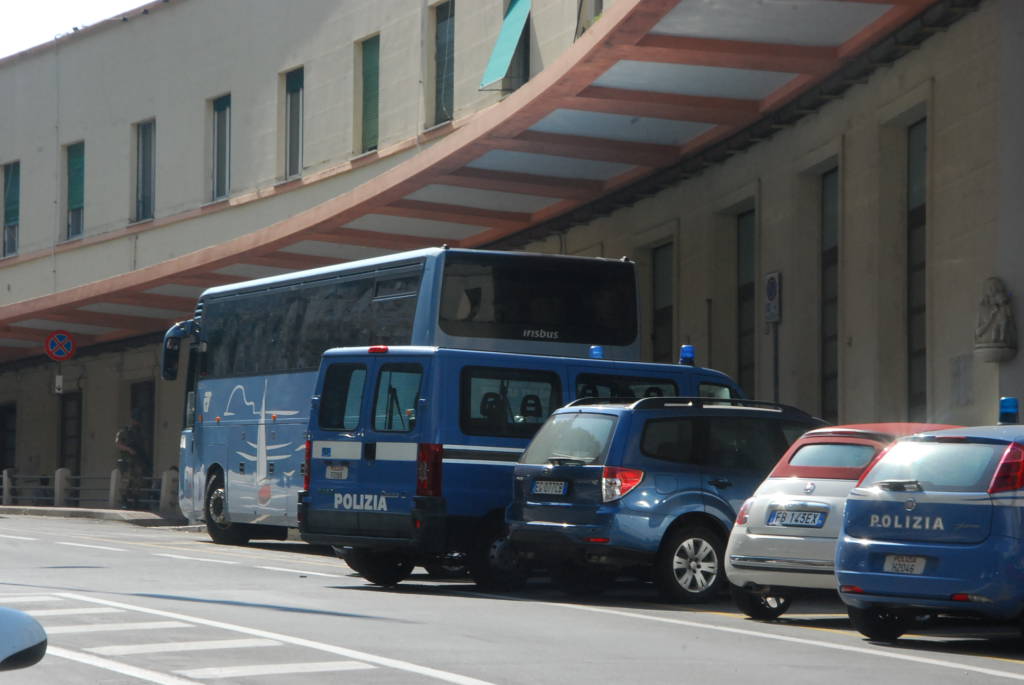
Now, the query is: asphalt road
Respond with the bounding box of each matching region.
[3,514,1024,684]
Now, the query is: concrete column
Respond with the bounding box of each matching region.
[159,470,178,516]
[2,468,11,505]
[109,468,122,508]
[54,468,71,507]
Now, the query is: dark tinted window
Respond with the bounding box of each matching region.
[319,364,366,430]
[699,383,737,400]
[520,413,617,465]
[641,418,696,464]
[461,366,561,438]
[789,443,876,468]
[705,418,808,473]
[373,364,423,433]
[861,440,1005,492]
[439,252,637,346]
[576,373,676,400]
[203,264,421,377]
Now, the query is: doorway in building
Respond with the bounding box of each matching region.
[130,381,155,476]
[0,403,15,471]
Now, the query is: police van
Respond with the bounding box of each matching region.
[298,345,742,589]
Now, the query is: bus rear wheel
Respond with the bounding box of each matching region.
[204,473,251,546]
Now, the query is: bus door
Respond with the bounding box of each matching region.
[312,355,429,539]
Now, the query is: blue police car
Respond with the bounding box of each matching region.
[835,423,1024,641]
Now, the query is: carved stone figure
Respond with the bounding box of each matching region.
[974,277,1017,362]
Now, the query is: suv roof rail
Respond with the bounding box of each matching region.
[565,395,817,419]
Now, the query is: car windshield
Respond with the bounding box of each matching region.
[520,412,617,465]
[861,440,1007,492]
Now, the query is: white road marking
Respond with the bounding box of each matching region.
[47,620,191,634]
[154,553,238,564]
[0,533,36,540]
[0,595,62,603]
[47,645,201,685]
[27,607,124,617]
[177,661,375,679]
[56,541,125,551]
[87,638,281,656]
[57,592,496,685]
[550,601,1024,682]
[256,565,341,578]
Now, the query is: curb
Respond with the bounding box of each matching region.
[0,505,189,527]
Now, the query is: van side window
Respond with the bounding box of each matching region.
[698,383,736,400]
[319,363,367,430]
[641,418,697,464]
[373,363,423,432]
[575,373,677,399]
[460,366,561,438]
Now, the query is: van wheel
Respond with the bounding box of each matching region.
[424,553,468,579]
[469,529,527,592]
[729,584,792,620]
[655,524,724,603]
[552,561,613,596]
[847,606,908,642]
[348,549,414,586]
[204,473,250,545]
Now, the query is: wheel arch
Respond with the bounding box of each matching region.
[658,511,730,556]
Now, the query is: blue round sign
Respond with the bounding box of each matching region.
[45,330,76,361]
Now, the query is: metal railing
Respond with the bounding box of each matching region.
[2,467,179,516]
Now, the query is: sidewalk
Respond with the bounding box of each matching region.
[0,505,191,528]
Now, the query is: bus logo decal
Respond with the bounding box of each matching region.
[334,493,389,511]
[522,328,560,340]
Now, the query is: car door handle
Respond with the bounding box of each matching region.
[708,478,732,488]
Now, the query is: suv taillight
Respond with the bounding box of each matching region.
[303,439,312,491]
[601,466,643,502]
[417,443,444,497]
[989,442,1024,494]
[735,497,754,525]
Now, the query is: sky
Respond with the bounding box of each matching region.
[0,0,150,60]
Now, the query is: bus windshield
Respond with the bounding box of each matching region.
[438,252,637,346]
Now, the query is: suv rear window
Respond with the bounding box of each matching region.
[861,440,1006,492]
[520,413,617,465]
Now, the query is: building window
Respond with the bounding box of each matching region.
[907,118,927,421]
[134,120,155,221]
[0,404,15,471]
[737,210,756,396]
[2,161,18,257]
[651,242,674,363]
[361,37,380,153]
[66,142,84,240]
[212,94,231,200]
[821,168,839,424]
[285,69,303,177]
[434,1,455,125]
[60,392,82,475]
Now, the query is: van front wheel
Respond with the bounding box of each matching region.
[469,529,527,592]
[348,549,414,586]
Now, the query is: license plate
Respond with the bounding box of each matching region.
[532,480,567,496]
[767,510,825,527]
[883,554,926,575]
[325,464,349,480]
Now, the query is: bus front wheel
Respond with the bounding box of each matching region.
[204,473,251,545]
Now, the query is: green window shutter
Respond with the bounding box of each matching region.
[286,68,304,94]
[67,143,84,211]
[480,0,531,88]
[213,94,231,112]
[3,162,18,227]
[362,36,380,151]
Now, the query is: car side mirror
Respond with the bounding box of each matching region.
[0,607,47,671]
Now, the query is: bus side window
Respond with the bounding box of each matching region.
[319,364,367,431]
[373,363,423,433]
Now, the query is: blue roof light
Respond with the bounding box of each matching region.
[999,396,1019,425]
[589,345,604,360]
[679,344,695,366]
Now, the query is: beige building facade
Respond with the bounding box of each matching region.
[0,0,1018,493]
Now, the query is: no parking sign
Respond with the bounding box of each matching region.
[45,330,76,361]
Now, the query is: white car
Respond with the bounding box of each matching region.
[725,423,953,620]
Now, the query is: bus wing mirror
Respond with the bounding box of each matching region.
[161,320,196,382]
[0,608,47,671]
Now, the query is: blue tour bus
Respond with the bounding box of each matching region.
[298,345,743,588]
[160,247,643,544]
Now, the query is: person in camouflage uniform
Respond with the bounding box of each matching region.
[114,410,148,509]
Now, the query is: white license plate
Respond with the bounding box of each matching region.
[883,554,926,575]
[325,464,349,480]
[767,510,825,527]
[532,480,567,496]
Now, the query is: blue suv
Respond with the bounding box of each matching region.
[836,425,1024,641]
[506,397,822,602]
